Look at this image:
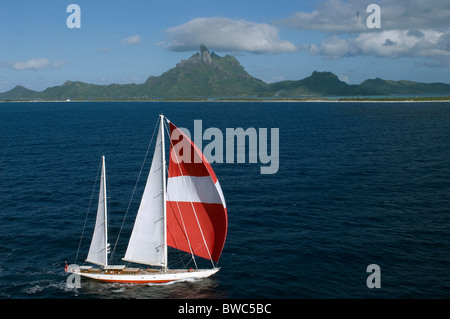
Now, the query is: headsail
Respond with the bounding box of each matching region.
[86,156,109,266]
[123,119,166,267]
[166,120,228,263]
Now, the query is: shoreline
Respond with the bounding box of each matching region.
[1,96,450,103]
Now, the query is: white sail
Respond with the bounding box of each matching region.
[86,156,109,266]
[70,116,227,284]
[123,122,166,267]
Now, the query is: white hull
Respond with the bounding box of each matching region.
[71,266,219,284]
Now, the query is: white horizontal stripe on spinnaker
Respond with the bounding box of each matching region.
[167,175,225,206]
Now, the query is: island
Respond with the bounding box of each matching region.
[1,45,449,102]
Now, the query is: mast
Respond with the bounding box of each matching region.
[102,155,108,267]
[160,115,168,272]
[86,155,109,267]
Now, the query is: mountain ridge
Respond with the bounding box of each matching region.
[1,46,450,101]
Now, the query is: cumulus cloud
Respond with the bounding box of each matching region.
[278,0,450,64]
[309,30,450,62]
[277,0,371,33]
[122,35,141,45]
[277,0,450,33]
[8,58,66,70]
[164,17,297,54]
[10,58,50,70]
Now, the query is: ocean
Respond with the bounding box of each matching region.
[1,101,449,299]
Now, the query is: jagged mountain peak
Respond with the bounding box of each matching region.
[176,45,217,67]
[200,44,212,64]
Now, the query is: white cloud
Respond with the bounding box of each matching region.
[164,17,297,54]
[10,58,49,70]
[277,0,371,33]
[277,0,450,33]
[339,74,351,84]
[309,30,450,63]
[122,35,141,45]
[277,0,450,64]
[8,58,66,70]
[310,36,357,58]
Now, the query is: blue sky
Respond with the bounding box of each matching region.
[1,0,449,92]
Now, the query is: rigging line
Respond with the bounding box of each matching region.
[167,198,199,270]
[164,119,215,268]
[168,251,194,269]
[109,117,159,263]
[75,157,102,264]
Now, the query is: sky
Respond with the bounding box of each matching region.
[0,0,449,92]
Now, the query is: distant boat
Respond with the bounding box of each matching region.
[66,115,228,283]
[66,98,71,102]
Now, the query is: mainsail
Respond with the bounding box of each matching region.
[123,121,166,267]
[86,156,109,266]
[166,121,228,263]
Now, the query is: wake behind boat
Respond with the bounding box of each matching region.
[66,115,228,284]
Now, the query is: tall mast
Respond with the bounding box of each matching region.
[160,115,168,272]
[102,155,108,267]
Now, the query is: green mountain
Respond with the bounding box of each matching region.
[1,46,449,101]
[359,78,450,95]
[143,45,267,98]
[38,80,143,100]
[0,85,38,100]
[267,71,372,96]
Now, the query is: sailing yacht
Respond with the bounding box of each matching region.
[66,115,228,283]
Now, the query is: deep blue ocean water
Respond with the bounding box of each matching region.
[1,101,449,299]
